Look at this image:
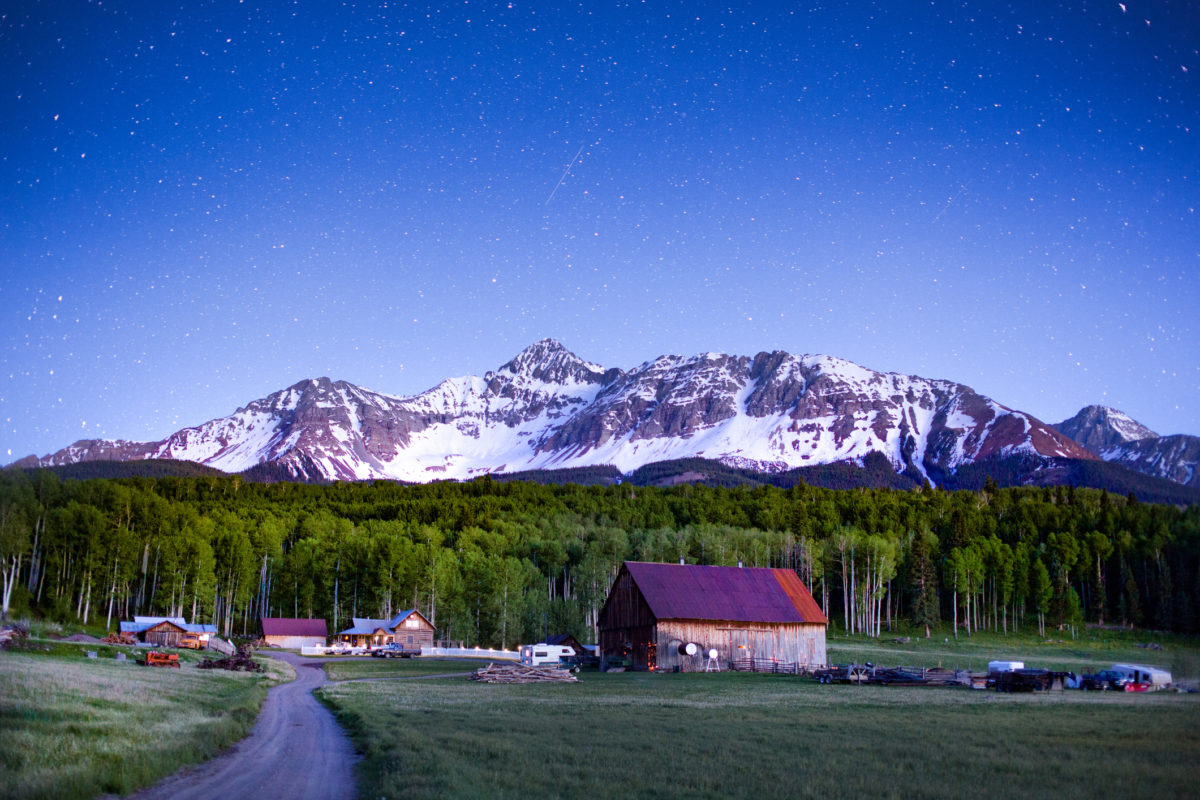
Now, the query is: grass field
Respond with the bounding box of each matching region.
[0,640,290,800]
[319,632,1200,800]
[323,656,493,682]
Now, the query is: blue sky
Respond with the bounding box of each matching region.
[3,0,1197,462]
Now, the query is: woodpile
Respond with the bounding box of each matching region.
[0,623,30,650]
[197,653,264,672]
[470,662,578,684]
[102,632,138,645]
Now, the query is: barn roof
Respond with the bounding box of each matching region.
[261,618,328,637]
[623,561,828,625]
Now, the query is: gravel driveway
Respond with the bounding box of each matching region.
[129,652,357,800]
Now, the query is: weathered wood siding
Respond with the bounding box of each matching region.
[143,621,187,646]
[598,568,658,670]
[654,619,827,671]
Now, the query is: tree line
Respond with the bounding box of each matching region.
[1,469,1197,646]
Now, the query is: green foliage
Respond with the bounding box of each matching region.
[3,466,1199,645]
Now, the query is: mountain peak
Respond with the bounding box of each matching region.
[496,339,610,386]
[1054,405,1158,454]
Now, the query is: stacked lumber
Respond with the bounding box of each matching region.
[470,662,578,684]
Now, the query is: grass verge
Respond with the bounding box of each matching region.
[323,657,485,682]
[319,638,1200,800]
[0,641,285,800]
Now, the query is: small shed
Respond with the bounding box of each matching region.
[261,618,329,649]
[337,609,435,649]
[119,616,215,647]
[598,561,828,671]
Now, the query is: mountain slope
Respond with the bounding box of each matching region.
[24,339,1096,484]
[1053,406,1200,489]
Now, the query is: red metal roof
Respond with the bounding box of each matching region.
[624,561,827,625]
[260,618,328,637]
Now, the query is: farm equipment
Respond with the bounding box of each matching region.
[138,651,180,668]
[812,663,969,687]
[990,668,1072,692]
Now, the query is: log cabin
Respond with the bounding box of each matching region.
[598,561,828,671]
[336,609,435,649]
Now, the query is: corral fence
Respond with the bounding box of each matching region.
[730,657,810,675]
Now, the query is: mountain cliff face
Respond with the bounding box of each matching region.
[1054,406,1199,489]
[1053,406,1158,452]
[27,339,1096,483]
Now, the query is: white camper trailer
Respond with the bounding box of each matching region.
[519,643,576,667]
[1112,663,1172,690]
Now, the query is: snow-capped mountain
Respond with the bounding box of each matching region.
[1054,406,1199,489]
[1053,405,1158,453]
[24,339,1095,483]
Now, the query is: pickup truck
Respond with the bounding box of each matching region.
[1081,669,1130,691]
[371,643,421,658]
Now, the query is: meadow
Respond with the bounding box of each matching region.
[0,640,290,800]
[319,632,1200,800]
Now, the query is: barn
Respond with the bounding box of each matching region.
[119,616,217,647]
[260,618,329,649]
[598,561,828,672]
[336,609,435,650]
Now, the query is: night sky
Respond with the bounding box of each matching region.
[3,1,1198,463]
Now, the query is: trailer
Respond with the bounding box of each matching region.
[519,643,576,667]
[811,663,969,687]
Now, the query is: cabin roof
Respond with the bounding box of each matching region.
[623,561,829,625]
[261,618,328,637]
[336,609,432,636]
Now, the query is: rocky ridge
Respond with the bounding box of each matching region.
[1054,405,1199,489]
[22,339,1100,485]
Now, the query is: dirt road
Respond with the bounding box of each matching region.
[130,652,357,800]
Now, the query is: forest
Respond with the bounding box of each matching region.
[1,468,1198,647]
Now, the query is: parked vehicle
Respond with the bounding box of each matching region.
[1111,663,1172,690]
[371,642,421,658]
[519,643,575,667]
[138,651,180,668]
[178,632,204,650]
[1081,669,1130,691]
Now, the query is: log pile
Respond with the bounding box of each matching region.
[102,632,138,645]
[0,623,30,650]
[197,653,264,672]
[470,662,578,684]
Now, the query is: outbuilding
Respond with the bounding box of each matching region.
[598,561,828,671]
[260,618,329,649]
[119,616,216,647]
